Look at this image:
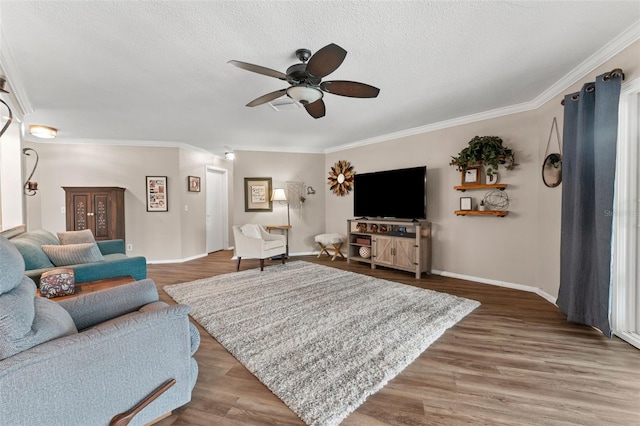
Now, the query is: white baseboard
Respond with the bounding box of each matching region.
[432,269,557,306]
[614,331,640,350]
[147,252,208,265]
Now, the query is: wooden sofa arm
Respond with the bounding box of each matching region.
[110,378,176,426]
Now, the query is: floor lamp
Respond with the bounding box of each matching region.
[271,188,290,226]
[271,188,290,258]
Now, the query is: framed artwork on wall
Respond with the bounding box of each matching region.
[462,166,482,185]
[146,176,168,212]
[188,176,201,192]
[460,196,472,211]
[244,177,273,212]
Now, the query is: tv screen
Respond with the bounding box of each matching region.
[354,166,427,219]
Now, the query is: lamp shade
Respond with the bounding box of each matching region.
[286,85,323,105]
[271,188,287,202]
[29,125,57,139]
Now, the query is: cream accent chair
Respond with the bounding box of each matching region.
[232,224,286,271]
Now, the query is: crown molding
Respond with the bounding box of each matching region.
[327,20,640,154]
[0,28,33,117]
[33,137,220,157]
[530,20,640,109]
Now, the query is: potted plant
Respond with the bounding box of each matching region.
[449,135,516,176]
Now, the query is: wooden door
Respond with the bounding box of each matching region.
[373,236,394,266]
[69,193,90,232]
[394,238,417,270]
[92,193,111,239]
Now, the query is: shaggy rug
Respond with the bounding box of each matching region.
[164,261,479,426]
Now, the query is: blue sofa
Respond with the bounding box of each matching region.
[9,230,147,285]
[0,235,198,425]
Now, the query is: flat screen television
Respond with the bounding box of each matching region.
[353,166,427,219]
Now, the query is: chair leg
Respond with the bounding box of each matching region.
[236,257,241,271]
[260,259,265,271]
[331,243,345,261]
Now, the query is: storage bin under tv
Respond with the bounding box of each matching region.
[347,219,431,279]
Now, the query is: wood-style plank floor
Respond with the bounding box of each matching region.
[152,251,640,426]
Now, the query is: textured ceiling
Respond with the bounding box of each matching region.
[1,1,639,156]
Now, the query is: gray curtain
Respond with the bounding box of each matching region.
[557,72,622,337]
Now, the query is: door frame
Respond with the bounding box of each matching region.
[205,166,229,253]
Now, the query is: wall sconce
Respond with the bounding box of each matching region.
[23,148,39,196]
[306,186,316,195]
[29,125,57,139]
[271,188,290,226]
[0,78,14,139]
[225,151,235,160]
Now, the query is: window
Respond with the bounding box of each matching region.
[611,77,640,349]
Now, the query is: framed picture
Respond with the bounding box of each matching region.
[244,177,273,212]
[462,166,482,185]
[188,176,201,192]
[146,176,168,212]
[460,197,472,211]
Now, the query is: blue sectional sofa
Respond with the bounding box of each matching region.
[9,230,147,285]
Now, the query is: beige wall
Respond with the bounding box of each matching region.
[23,142,231,262]
[326,40,640,299]
[231,150,325,254]
[18,40,638,294]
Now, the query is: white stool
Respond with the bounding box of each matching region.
[314,233,346,261]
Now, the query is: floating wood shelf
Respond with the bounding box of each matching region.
[455,210,508,217]
[454,183,507,191]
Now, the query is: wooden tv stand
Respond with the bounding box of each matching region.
[347,219,431,279]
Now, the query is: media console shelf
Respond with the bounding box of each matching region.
[347,219,431,279]
[455,210,508,217]
[454,183,507,192]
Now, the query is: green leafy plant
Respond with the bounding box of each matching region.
[449,135,515,176]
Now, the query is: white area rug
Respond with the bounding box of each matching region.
[165,261,479,425]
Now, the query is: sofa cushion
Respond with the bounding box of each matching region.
[57,229,96,245]
[19,229,60,246]
[9,239,55,271]
[0,277,78,359]
[0,237,26,294]
[42,243,104,267]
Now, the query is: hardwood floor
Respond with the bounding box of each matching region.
[152,251,640,425]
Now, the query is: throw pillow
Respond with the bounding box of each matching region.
[9,238,55,271]
[57,229,96,245]
[42,243,104,267]
[240,224,262,239]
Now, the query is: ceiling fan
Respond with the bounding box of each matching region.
[228,43,380,119]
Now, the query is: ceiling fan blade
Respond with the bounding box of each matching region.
[246,89,287,107]
[320,81,380,98]
[228,60,288,81]
[306,43,347,79]
[304,99,326,119]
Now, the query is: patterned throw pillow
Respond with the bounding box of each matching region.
[57,229,96,245]
[40,268,75,298]
[42,243,104,267]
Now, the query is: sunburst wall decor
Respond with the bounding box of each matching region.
[327,160,355,196]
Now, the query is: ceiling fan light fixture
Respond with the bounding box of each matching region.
[29,125,57,139]
[286,85,323,105]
